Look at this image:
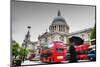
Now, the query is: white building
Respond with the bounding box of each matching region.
[38,10,92,47]
[68,28,92,44]
[38,10,69,47]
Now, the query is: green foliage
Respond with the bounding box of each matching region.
[12,40,29,65]
[12,41,20,57]
[12,40,29,61]
[90,24,96,45]
[90,24,96,39]
[19,47,29,58]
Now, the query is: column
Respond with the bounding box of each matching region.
[59,25,60,32]
[57,25,59,32]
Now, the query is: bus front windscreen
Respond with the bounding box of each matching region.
[56,48,64,53]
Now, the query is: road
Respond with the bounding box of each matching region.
[21,60,46,65]
[21,60,90,65]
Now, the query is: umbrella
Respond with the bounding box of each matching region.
[69,36,84,45]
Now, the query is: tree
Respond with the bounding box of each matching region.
[90,24,96,40]
[12,40,29,66]
[19,47,29,61]
[12,40,20,59]
[90,24,96,45]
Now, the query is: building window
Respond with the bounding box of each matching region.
[45,38,48,42]
[60,36,64,41]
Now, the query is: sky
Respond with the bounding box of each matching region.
[11,1,95,44]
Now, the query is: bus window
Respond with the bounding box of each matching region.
[56,48,64,53]
[55,41,64,46]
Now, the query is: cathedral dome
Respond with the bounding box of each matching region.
[52,16,66,25]
[51,10,67,25]
[49,10,69,33]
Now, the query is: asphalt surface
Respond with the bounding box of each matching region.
[21,60,90,66]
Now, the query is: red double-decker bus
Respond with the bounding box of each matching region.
[40,41,67,63]
[75,44,90,60]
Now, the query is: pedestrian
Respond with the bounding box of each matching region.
[69,42,78,63]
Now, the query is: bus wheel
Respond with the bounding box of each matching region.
[49,58,54,63]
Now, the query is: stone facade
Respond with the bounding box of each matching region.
[38,10,69,47]
[68,28,92,44]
